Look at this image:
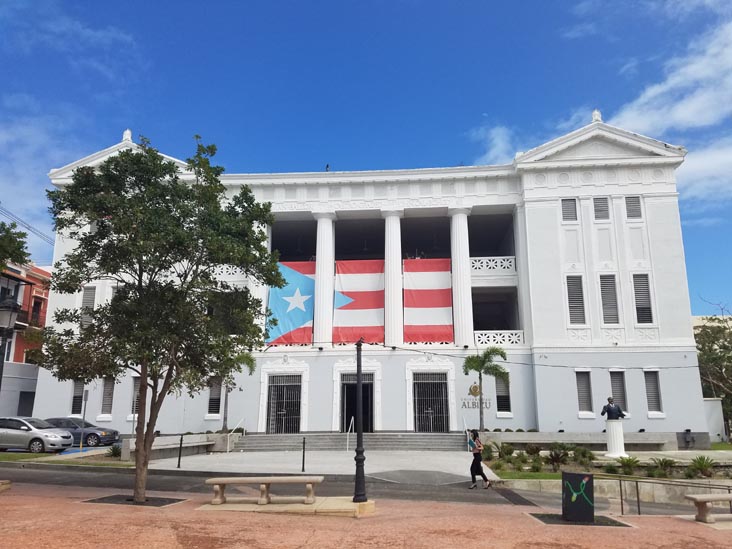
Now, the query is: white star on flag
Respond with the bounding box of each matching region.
[282,287,311,313]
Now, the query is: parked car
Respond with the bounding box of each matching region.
[0,417,73,453]
[44,418,120,447]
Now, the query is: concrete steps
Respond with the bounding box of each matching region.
[233,432,467,452]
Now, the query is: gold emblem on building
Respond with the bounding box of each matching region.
[468,383,481,397]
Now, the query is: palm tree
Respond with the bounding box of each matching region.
[463,346,508,431]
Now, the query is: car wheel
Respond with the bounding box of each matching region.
[85,434,100,447]
[29,439,45,453]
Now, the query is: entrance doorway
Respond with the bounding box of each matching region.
[340,373,374,433]
[413,372,449,432]
[17,391,35,416]
[266,374,302,434]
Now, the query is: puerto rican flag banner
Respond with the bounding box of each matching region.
[403,258,454,343]
[266,262,315,345]
[333,260,385,344]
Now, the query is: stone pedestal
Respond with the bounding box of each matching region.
[604,419,628,458]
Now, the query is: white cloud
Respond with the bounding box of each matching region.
[561,22,598,40]
[676,136,732,203]
[618,58,639,77]
[555,106,593,132]
[470,126,515,166]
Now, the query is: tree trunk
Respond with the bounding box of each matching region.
[133,365,149,503]
[222,384,229,432]
[478,372,484,432]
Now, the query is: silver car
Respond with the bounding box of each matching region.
[0,417,74,453]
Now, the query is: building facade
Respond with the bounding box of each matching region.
[33,113,708,439]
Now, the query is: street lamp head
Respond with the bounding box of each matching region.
[0,298,20,331]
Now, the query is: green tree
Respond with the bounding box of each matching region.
[463,346,508,431]
[695,311,732,424]
[0,221,29,271]
[41,137,283,503]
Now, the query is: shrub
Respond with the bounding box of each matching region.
[572,447,595,463]
[515,428,525,432]
[525,444,541,456]
[690,455,717,478]
[492,442,514,459]
[493,428,502,432]
[513,459,525,471]
[650,457,676,477]
[616,456,640,476]
[527,428,538,432]
[106,445,122,458]
[530,457,543,472]
[515,452,529,464]
[645,466,661,478]
[603,464,619,474]
[481,445,494,462]
[544,443,570,472]
[503,428,513,433]
[491,460,504,471]
[684,466,698,479]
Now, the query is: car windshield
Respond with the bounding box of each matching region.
[80,421,96,428]
[24,418,54,429]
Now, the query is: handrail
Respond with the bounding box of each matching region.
[226,417,245,453]
[462,417,471,451]
[345,416,354,452]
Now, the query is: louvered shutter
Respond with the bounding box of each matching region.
[131,377,141,414]
[633,274,653,323]
[644,371,662,412]
[71,381,84,414]
[208,377,222,414]
[495,376,511,413]
[562,199,578,221]
[566,276,586,324]
[600,275,619,324]
[101,377,115,414]
[609,371,627,411]
[575,372,593,412]
[80,286,96,327]
[626,196,642,219]
[593,197,610,220]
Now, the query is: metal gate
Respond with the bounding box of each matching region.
[266,374,302,434]
[413,372,449,433]
[341,373,374,433]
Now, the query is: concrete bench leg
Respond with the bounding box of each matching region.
[305,483,315,504]
[694,501,715,524]
[258,483,271,505]
[212,484,226,505]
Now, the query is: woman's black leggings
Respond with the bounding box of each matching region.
[470,452,488,483]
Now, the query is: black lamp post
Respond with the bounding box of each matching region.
[0,298,21,398]
[353,337,367,503]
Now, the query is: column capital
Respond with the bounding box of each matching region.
[448,207,472,217]
[312,211,337,221]
[381,209,404,219]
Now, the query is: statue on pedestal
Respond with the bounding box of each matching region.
[602,396,628,458]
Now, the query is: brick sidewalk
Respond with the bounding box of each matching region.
[3,482,731,548]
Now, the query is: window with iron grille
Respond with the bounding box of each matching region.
[208,377,222,414]
[101,377,115,414]
[593,197,610,220]
[71,381,84,415]
[131,377,141,414]
[495,375,511,413]
[610,371,627,412]
[625,196,642,219]
[644,371,662,412]
[80,286,96,327]
[575,371,593,412]
[600,275,619,324]
[566,276,586,324]
[633,274,653,324]
[561,199,578,221]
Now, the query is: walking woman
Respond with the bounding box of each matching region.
[468,429,490,489]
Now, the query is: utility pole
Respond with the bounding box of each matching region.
[353,337,367,503]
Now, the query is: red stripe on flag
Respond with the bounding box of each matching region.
[403,258,451,272]
[333,326,384,344]
[404,289,452,308]
[268,326,313,346]
[338,290,385,310]
[281,261,316,275]
[336,259,385,275]
[404,325,454,343]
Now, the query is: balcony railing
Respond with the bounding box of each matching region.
[474,330,524,346]
[470,256,516,275]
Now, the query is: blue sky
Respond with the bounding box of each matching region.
[0,0,730,314]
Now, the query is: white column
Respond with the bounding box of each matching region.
[313,212,336,346]
[605,420,628,458]
[449,207,474,348]
[382,210,404,347]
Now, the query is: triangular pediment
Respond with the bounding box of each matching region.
[543,136,657,161]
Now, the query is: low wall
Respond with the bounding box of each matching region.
[482,431,679,451]
[122,434,213,461]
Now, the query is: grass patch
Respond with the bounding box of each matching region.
[497,471,562,480]
[711,442,732,451]
[0,452,44,461]
[48,459,133,468]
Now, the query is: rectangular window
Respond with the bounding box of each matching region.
[633,274,653,324]
[600,275,619,324]
[575,371,593,412]
[566,276,586,324]
[610,371,627,412]
[208,377,222,415]
[644,371,662,412]
[101,377,115,414]
[71,381,84,415]
[31,298,42,325]
[4,333,13,361]
[593,197,610,220]
[80,286,97,327]
[626,196,642,219]
[495,376,511,413]
[131,377,141,414]
[561,199,578,222]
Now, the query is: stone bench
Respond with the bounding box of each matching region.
[205,476,325,506]
[0,480,10,495]
[684,493,732,523]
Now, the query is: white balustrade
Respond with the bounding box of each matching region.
[470,256,516,274]
[474,330,524,346]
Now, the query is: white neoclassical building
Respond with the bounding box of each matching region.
[33,112,709,443]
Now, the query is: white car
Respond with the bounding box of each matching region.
[0,416,74,453]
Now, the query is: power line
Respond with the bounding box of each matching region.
[0,203,55,246]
